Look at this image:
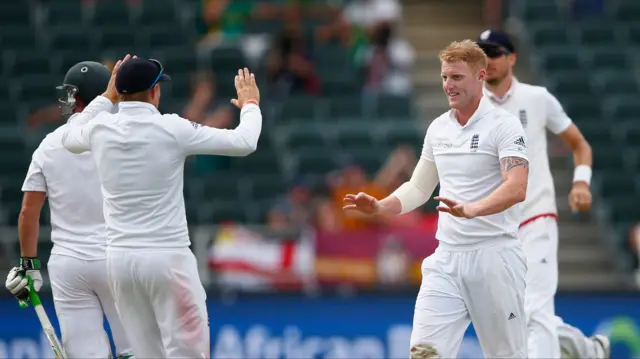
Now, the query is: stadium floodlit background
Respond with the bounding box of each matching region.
[0,0,639,358]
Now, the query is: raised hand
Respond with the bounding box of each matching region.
[231,67,260,109]
[103,54,133,103]
[343,192,380,215]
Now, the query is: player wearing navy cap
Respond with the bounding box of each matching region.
[60,58,262,358]
[477,29,607,359]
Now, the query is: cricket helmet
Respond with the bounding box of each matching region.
[57,61,111,116]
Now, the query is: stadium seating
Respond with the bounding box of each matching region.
[524,0,640,269]
[0,0,418,229]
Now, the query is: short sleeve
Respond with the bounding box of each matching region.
[22,147,47,193]
[544,89,572,134]
[420,125,434,162]
[494,115,528,161]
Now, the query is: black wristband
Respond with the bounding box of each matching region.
[20,257,41,270]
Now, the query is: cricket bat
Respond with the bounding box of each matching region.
[18,277,67,359]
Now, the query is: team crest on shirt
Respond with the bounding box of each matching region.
[470,134,479,152]
[519,110,528,128]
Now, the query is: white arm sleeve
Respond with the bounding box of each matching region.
[61,120,96,154]
[172,104,262,156]
[392,158,439,214]
[66,95,114,127]
[391,127,440,214]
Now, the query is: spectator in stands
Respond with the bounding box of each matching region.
[316,146,416,232]
[359,21,415,97]
[267,176,318,231]
[265,21,321,99]
[630,222,640,286]
[182,71,234,173]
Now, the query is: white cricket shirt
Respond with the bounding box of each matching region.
[61,101,262,250]
[424,96,528,249]
[483,79,571,223]
[22,96,115,260]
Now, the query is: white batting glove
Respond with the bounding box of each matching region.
[5,258,43,302]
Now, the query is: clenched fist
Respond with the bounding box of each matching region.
[231,68,260,109]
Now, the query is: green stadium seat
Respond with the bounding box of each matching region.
[49,25,95,52]
[0,102,18,124]
[249,175,288,202]
[522,3,561,23]
[579,123,613,147]
[45,2,85,28]
[17,76,57,102]
[280,96,318,122]
[321,74,360,96]
[153,49,199,75]
[382,125,424,149]
[335,127,376,149]
[376,95,413,119]
[577,22,618,46]
[608,197,639,224]
[593,147,626,171]
[561,96,602,119]
[342,148,385,175]
[626,25,640,46]
[592,70,637,95]
[589,49,629,70]
[614,2,640,23]
[283,125,328,150]
[610,102,640,122]
[530,24,570,47]
[99,27,139,53]
[143,26,194,48]
[541,50,582,72]
[8,50,53,76]
[598,174,636,200]
[329,96,365,118]
[0,180,24,204]
[208,47,247,73]
[91,2,133,27]
[0,27,40,50]
[57,51,102,76]
[230,150,280,175]
[622,126,640,145]
[137,3,178,27]
[313,43,350,69]
[551,74,592,97]
[0,4,31,27]
[200,175,242,201]
[295,150,336,176]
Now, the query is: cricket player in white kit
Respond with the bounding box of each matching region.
[344,40,529,358]
[5,57,134,358]
[60,58,262,358]
[476,29,609,359]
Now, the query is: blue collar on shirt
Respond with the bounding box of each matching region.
[117,101,160,114]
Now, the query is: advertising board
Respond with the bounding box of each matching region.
[1,294,639,358]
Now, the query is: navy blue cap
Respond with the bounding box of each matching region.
[115,58,171,94]
[476,29,516,53]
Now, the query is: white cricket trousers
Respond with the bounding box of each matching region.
[48,254,132,358]
[106,247,210,358]
[520,216,560,358]
[410,241,527,359]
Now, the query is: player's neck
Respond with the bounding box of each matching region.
[486,76,513,98]
[455,96,482,126]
